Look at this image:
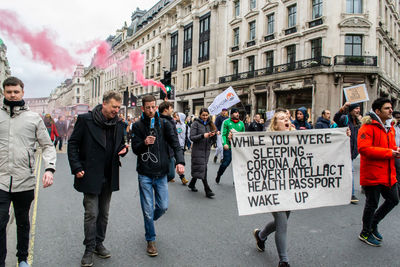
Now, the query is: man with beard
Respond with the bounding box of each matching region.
[315,110,336,129]
[68,91,128,267]
[215,108,245,184]
[0,77,56,267]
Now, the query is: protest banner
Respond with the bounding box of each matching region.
[343,84,369,104]
[231,128,352,216]
[208,86,241,115]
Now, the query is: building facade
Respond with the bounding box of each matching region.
[86,0,400,121]
[0,38,11,101]
[24,97,49,115]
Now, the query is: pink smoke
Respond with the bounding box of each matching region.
[92,41,111,69]
[0,9,77,72]
[76,39,103,54]
[129,50,166,93]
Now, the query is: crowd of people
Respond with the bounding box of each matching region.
[1,76,400,267]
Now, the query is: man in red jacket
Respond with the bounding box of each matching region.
[357,97,399,247]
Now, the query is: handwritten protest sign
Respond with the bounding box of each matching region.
[231,128,352,216]
[343,84,369,104]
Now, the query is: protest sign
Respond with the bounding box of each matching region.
[343,84,369,104]
[231,128,352,216]
[208,86,241,115]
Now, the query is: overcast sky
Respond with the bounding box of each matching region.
[1,0,157,98]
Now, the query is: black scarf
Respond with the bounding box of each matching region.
[3,98,25,117]
[92,104,119,128]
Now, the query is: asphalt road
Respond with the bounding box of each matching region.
[6,149,400,267]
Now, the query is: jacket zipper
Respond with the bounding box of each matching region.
[9,176,12,192]
[387,134,391,187]
[28,151,32,172]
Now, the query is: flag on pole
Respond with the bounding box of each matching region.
[208,86,241,115]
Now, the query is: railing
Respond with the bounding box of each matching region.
[219,56,331,83]
[308,18,323,28]
[334,55,377,66]
[285,26,297,35]
[247,40,256,47]
[264,33,275,42]
[231,45,239,52]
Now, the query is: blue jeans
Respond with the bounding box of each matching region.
[138,175,168,241]
[216,149,232,178]
[167,158,175,181]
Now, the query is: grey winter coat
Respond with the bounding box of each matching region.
[0,104,57,192]
[190,118,216,180]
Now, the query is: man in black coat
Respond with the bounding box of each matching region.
[131,95,185,257]
[315,110,334,129]
[247,113,264,131]
[68,91,127,267]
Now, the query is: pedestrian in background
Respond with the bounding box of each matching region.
[315,110,337,129]
[172,112,189,184]
[357,98,399,247]
[54,115,67,150]
[293,107,312,130]
[393,111,400,194]
[43,114,59,143]
[68,91,128,267]
[334,102,361,204]
[253,111,293,267]
[215,108,245,184]
[0,77,56,267]
[131,95,185,257]
[188,108,217,198]
[213,108,228,163]
[247,113,264,131]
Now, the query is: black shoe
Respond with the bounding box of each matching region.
[215,176,221,184]
[253,229,265,252]
[94,244,111,258]
[278,262,290,267]
[188,179,198,192]
[213,156,217,163]
[351,195,359,204]
[205,187,215,198]
[81,251,93,267]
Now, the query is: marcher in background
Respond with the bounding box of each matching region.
[213,108,228,163]
[68,91,128,267]
[43,114,59,143]
[293,107,312,130]
[393,111,400,195]
[172,112,189,184]
[184,116,192,151]
[244,114,251,131]
[131,95,185,257]
[334,102,361,204]
[215,108,245,184]
[188,108,217,198]
[159,102,188,185]
[253,111,293,267]
[67,115,77,141]
[357,97,399,247]
[247,114,264,131]
[315,110,337,129]
[55,116,68,150]
[0,77,56,267]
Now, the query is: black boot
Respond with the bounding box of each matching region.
[203,179,215,198]
[188,178,198,192]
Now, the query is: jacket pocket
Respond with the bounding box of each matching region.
[27,150,35,174]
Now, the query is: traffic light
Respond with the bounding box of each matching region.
[160,70,173,100]
[130,92,137,107]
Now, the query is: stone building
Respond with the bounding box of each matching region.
[0,38,11,100]
[24,97,48,115]
[89,0,400,120]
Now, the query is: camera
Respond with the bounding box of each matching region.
[149,128,156,137]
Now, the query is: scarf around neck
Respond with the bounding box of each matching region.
[3,98,25,117]
[92,104,119,128]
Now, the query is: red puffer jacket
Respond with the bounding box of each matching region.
[358,114,398,187]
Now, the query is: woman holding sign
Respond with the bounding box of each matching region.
[253,111,292,267]
[188,108,217,198]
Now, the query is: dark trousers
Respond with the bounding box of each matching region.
[54,136,63,150]
[83,184,112,252]
[216,149,232,178]
[0,189,34,266]
[362,184,399,233]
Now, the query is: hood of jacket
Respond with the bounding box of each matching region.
[295,107,309,121]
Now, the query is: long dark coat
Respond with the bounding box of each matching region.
[67,112,127,194]
[190,118,216,180]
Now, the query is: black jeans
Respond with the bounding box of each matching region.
[0,189,34,266]
[54,136,63,150]
[362,184,399,233]
[83,184,112,252]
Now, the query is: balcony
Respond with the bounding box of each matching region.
[231,45,239,52]
[308,18,323,28]
[219,56,331,83]
[284,26,297,35]
[334,55,377,66]
[264,33,275,42]
[247,40,256,47]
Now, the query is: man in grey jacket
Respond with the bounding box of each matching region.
[0,77,56,267]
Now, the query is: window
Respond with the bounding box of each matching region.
[345,35,362,56]
[346,0,362,14]
[158,43,162,55]
[250,0,256,10]
[76,88,80,94]
[76,97,80,104]
[234,1,240,17]
[248,55,255,71]
[288,5,297,28]
[287,45,296,63]
[183,24,193,68]
[77,78,80,83]
[267,13,274,34]
[233,28,240,46]
[311,38,322,59]
[152,46,155,58]
[266,51,274,69]
[170,32,178,71]
[312,0,323,19]
[249,21,256,40]
[199,13,210,63]
[233,60,239,74]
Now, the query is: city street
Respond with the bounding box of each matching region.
[6,149,400,267]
